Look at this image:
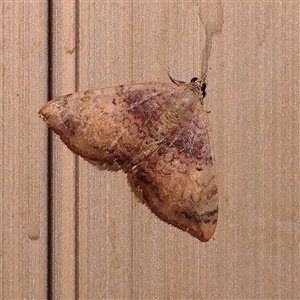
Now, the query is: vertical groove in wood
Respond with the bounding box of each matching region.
[0,1,48,299]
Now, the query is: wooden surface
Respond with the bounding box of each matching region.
[1,1,299,299]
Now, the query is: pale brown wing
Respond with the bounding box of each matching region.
[128,101,218,242]
[39,82,185,170]
[39,79,218,241]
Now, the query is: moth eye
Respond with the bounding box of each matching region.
[201,82,207,98]
[190,77,198,83]
[201,82,206,92]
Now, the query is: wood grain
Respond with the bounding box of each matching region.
[0,2,48,299]
[1,1,299,299]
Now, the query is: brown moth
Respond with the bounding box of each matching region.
[39,74,218,242]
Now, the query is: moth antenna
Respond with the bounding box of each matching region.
[199,72,207,83]
[167,72,186,85]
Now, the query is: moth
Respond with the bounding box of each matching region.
[39,73,218,242]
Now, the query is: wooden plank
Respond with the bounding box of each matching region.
[50,1,77,299]
[75,2,219,299]
[206,2,300,298]
[77,3,135,299]
[0,1,48,299]
[48,1,300,299]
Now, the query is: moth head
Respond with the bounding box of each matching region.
[167,72,207,100]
